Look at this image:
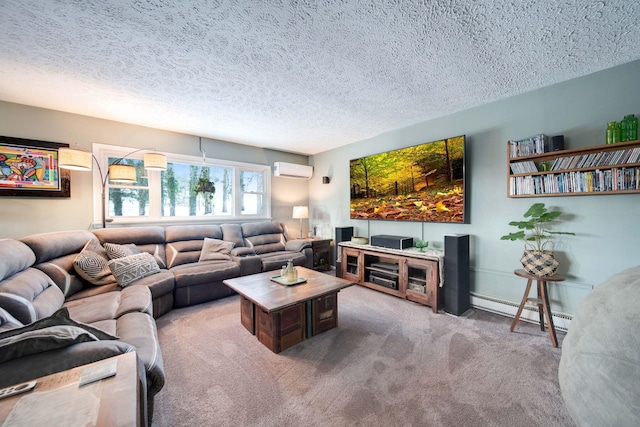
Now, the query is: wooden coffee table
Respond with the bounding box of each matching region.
[223,267,353,353]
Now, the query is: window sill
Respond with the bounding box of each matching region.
[91,215,273,229]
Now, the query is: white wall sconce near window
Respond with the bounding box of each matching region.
[292,205,309,239]
[59,146,167,228]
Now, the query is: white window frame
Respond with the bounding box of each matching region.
[92,143,271,226]
[239,169,268,216]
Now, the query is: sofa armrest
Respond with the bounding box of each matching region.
[285,239,312,252]
[231,247,256,257]
[231,248,262,276]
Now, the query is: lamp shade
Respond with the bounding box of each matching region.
[58,148,93,171]
[292,206,309,219]
[143,152,167,171]
[109,164,137,182]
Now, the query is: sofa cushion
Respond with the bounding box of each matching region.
[258,251,308,272]
[83,313,166,400]
[65,282,120,302]
[0,268,65,324]
[108,253,160,287]
[73,239,117,286]
[0,239,36,282]
[104,242,140,260]
[165,225,223,243]
[241,221,286,254]
[64,285,153,324]
[165,225,224,268]
[199,238,234,262]
[220,223,245,247]
[170,261,240,289]
[114,311,165,397]
[19,230,96,298]
[19,230,94,264]
[93,226,167,269]
[34,254,87,297]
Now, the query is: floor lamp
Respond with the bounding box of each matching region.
[58,147,167,228]
[292,205,308,239]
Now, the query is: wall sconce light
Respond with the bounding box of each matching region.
[59,146,167,228]
[322,176,330,184]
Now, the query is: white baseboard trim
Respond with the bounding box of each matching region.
[470,293,571,332]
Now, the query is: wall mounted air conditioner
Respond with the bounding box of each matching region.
[273,162,313,179]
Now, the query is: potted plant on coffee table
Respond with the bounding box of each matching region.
[500,203,575,277]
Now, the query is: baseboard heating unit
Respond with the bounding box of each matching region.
[470,293,571,331]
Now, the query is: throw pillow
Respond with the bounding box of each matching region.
[0,307,118,342]
[0,307,118,363]
[73,239,117,286]
[0,325,100,364]
[199,238,235,262]
[104,242,140,260]
[108,252,160,287]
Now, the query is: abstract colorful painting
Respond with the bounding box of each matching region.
[0,136,70,197]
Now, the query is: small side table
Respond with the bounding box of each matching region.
[0,352,142,426]
[306,238,332,271]
[511,269,565,347]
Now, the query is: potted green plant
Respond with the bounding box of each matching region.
[500,203,574,276]
[193,170,215,215]
[193,176,215,200]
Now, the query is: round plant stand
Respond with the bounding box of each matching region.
[510,269,565,347]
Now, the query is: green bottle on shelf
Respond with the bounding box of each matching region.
[621,116,629,142]
[625,114,638,141]
[606,122,617,144]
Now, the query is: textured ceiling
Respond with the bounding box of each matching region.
[1,1,640,155]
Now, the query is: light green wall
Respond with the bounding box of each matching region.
[0,102,310,239]
[310,60,640,316]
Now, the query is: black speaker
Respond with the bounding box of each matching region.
[444,234,470,316]
[370,234,413,250]
[550,135,565,152]
[334,227,354,277]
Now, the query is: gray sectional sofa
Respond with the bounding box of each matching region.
[0,220,312,424]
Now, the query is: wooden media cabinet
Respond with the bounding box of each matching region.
[339,242,444,313]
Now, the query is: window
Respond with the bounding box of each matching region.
[240,170,265,215]
[161,162,233,217]
[93,144,271,225]
[107,158,149,217]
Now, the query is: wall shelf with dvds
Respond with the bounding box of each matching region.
[507,139,640,197]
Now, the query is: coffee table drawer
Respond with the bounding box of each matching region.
[256,303,305,353]
[240,296,255,334]
[312,292,338,335]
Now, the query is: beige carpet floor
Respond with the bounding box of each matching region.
[152,285,574,427]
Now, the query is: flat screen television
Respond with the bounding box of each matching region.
[349,135,467,223]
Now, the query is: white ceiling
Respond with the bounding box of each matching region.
[1,1,640,155]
